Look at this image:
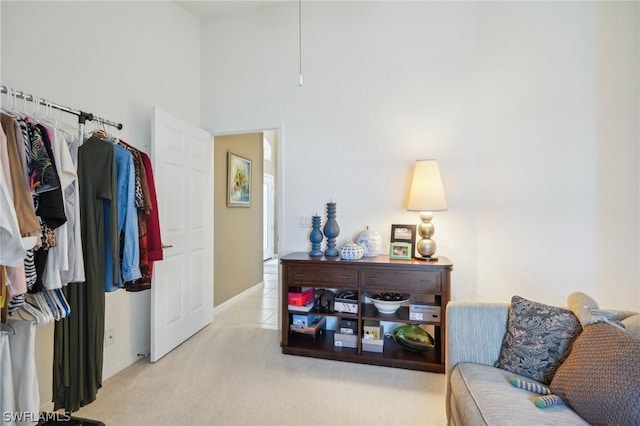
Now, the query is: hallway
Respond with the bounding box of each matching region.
[212,257,279,329]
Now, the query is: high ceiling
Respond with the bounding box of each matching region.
[175,1,283,19]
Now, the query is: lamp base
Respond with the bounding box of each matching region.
[414,255,439,261]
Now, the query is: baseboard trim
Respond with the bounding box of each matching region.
[213,281,264,316]
[103,349,149,381]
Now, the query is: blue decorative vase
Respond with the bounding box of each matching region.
[309,215,323,257]
[323,202,340,257]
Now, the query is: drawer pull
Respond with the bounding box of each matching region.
[340,275,351,279]
[369,276,379,280]
[421,279,433,284]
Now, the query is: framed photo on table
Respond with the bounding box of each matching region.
[390,224,417,258]
[389,242,412,260]
[227,152,252,207]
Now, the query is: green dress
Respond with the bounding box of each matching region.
[53,136,118,411]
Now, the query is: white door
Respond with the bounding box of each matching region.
[263,174,275,260]
[150,107,214,362]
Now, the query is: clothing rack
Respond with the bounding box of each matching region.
[0,85,123,130]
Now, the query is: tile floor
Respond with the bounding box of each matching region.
[212,257,279,329]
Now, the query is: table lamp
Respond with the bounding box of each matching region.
[406,159,448,260]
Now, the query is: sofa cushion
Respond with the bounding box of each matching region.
[494,295,581,384]
[550,323,640,425]
[450,362,589,426]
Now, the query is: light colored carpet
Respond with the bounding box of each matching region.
[75,280,446,425]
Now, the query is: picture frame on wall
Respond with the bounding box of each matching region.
[227,152,252,207]
[390,224,417,258]
[389,242,412,260]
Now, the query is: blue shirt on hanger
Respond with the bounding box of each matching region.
[104,141,141,292]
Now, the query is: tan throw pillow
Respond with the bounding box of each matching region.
[567,291,625,330]
[550,323,640,425]
[567,291,598,328]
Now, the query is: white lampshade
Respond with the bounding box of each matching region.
[407,160,448,212]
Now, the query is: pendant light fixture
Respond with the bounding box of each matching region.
[298,0,304,86]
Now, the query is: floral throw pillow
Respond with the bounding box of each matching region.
[494,295,582,384]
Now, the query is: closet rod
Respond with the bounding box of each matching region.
[0,85,123,130]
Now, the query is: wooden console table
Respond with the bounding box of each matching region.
[280,252,452,373]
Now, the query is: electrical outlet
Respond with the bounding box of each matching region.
[105,328,115,346]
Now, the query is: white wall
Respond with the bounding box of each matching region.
[1,0,201,404]
[201,1,639,309]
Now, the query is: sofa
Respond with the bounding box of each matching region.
[445,300,640,426]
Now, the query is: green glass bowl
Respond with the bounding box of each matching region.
[392,325,435,352]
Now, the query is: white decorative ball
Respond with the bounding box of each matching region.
[340,242,364,260]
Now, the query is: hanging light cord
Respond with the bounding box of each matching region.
[298,0,304,86]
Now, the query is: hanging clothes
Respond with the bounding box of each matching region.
[41,124,76,290]
[104,141,140,292]
[0,158,25,268]
[30,122,67,294]
[59,128,84,285]
[2,86,130,415]
[0,327,15,422]
[53,135,117,411]
[117,139,162,292]
[1,267,6,309]
[0,114,39,236]
[139,151,163,264]
[118,142,152,290]
[0,114,38,312]
[8,320,40,424]
[0,319,40,426]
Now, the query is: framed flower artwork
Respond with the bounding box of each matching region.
[227,152,252,207]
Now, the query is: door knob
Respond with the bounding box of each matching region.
[162,243,173,249]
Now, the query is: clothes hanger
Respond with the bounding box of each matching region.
[43,290,62,320]
[1,88,22,119]
[54,289,71,317]
[14,90,29,119]
[52,289,68,319]
[13,304,37,323]
[22,293,51,325]
[51,292,62,320]
[0,87,13,113]
[29,96,47,124]
[90,119,108,140]
[0,321,16,335]
[34,97,55,125]
[17,301,43,325]
[34,293,55,324]
[49,100,78,142]
[99,119,115,141]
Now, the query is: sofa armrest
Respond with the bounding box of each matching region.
[446,301,509,371]
[445,301,509,424]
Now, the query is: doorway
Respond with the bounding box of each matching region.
[213,129,280,310]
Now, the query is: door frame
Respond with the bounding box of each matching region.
[263,173,275,261]
[209,122,285,328]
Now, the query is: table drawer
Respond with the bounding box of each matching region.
[286,265,357,288]
[360,268,441,293]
